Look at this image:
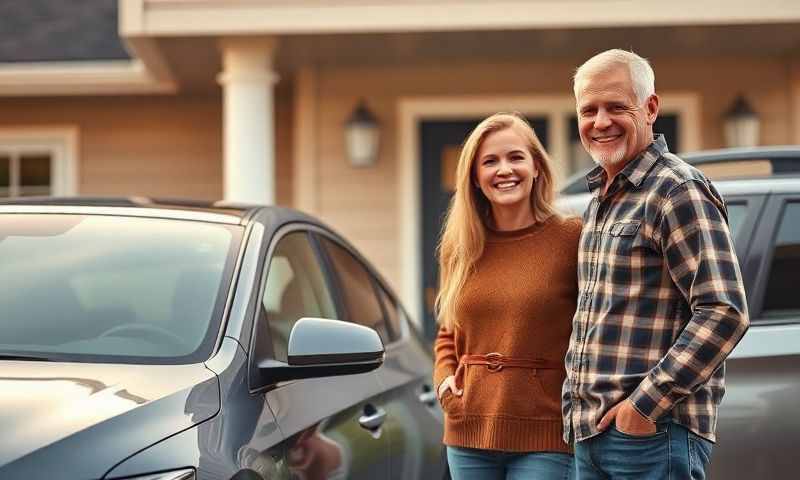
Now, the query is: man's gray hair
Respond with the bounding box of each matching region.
[573,49,655,104]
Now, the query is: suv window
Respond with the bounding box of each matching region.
[260,232,337,362]
[318,237,393,343]
[727,202,748,242]
[762,202,800,319]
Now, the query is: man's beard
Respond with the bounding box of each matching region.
[588,143,627,168]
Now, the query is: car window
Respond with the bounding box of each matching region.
[761,202,800,320]
[375,283,405,341]
[0,214,241,363]
[727,202,748,241]
[318,237,392,343]
[261,232,337,363]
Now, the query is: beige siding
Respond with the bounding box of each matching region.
[0,93,293,205]
[311,56,798,292]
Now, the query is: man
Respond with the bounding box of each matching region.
[562,49,749,479]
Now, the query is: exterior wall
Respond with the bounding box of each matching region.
[309,55,797,295]
[655,57,794,149]
[0,92,293,205]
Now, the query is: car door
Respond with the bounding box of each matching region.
[315,234,447,480]
[712,193,800,479]
[249,228,390,480]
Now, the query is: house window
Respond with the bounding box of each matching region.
[0,128,78,197]
[0,151,53,197]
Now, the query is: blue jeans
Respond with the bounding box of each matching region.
[447,446,574,480]
[573,420,713,480]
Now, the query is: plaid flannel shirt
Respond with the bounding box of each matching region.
[562,135,749,443]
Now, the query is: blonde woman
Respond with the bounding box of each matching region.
[433,112,580,479]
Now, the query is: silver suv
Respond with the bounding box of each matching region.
[558,147,800,480]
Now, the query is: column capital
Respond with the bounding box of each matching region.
[218,36,279,56]
[217,36,280,86]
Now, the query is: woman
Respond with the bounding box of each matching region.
[433,112,580,479]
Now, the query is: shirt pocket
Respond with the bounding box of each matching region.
[608,220,641,237]
[602,220,648,256]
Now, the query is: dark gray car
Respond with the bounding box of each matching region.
[558,147,800,479]
[0,199,447,480]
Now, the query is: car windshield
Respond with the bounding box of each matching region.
[0,213,243,364]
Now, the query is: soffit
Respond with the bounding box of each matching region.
[153,24,800,93]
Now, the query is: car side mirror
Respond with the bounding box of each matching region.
[257,317,384,383]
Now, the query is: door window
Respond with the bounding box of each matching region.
[762,202,800,319]
[375,284,405,342]
[260,232,337,362]
[318,237,393,343]
[727,202,748,239]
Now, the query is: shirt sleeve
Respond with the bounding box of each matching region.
[629,179,750,420]
[433,325,458,390]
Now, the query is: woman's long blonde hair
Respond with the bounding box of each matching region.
[435,112,559,331]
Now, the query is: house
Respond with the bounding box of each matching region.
[2,0,799,336]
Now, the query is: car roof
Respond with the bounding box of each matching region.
[682,145,800,163]
[0,196,314,226]
[560,146,800,195]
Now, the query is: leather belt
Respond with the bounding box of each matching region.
[454,352,562,388]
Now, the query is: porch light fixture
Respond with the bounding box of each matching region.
[345,101,380,167]
[724,95,760,148]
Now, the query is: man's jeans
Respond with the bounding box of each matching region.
[447,446,574,480]
[574,420,713,480]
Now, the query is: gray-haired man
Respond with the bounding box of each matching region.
[562,49,749,479]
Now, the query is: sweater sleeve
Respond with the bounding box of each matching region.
[433,325,458,389]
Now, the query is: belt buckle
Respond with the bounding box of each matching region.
[485,352,504,372]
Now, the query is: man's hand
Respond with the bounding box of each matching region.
[598,398,657,436]
[437,375,463,399]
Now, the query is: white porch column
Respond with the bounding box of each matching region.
[217,37,279,204]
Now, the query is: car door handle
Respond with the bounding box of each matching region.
[418,389,437,407]
[358,406,387,430]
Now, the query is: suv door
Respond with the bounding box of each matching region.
[315,234,447,480]
[250,229,390,479]
[713,194,800,479]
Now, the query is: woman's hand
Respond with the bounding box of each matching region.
[437,375,463,399]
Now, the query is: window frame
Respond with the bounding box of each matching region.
[748,194,800,325]
[0,127,78,197]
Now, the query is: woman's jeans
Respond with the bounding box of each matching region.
[573,420,713,479]
[447,446,574,480]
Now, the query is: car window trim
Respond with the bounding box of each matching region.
[724,194,766,302]
[748,193,800,326]
[308,232,348,322]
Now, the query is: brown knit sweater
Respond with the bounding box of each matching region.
[433,215,581,453]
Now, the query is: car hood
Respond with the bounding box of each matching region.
[0,360,219,480]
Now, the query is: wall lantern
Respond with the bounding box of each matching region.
[345,101,380,167]
[724,95,760,148]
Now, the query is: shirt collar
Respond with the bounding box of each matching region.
[584,134,668,195]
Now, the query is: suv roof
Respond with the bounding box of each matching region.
[561,146,800,195]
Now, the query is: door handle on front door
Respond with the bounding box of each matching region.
[358,405,387,430]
